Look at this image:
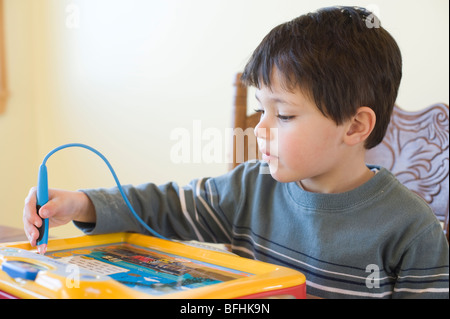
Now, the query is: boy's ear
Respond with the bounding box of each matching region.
[344,107,376,146]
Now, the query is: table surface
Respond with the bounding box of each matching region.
[0,225,28,243]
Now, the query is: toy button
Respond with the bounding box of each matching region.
[1,260,45,281]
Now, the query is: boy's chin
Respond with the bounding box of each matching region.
[261,161,297,183]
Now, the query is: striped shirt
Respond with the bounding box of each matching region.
[78,162,449,298]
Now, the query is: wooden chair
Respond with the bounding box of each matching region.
[366,103,449,240]
[231,72,449,240]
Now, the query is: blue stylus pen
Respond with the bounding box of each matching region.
[32,143,166,256]
[36,163,49,255]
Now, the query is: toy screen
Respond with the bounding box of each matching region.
[48,243,252,296]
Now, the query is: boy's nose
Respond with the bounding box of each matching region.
[254,119,276,140]
[254,119,271,140]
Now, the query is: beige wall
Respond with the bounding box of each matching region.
[1,0,448,238]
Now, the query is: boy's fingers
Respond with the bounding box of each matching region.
[23,206,42,230]
[22,216,38,246]
[24,225,38,247]
[23,187,42,246]
[38,201,55,219]
[23,208,41,227]
[24,187,37,204]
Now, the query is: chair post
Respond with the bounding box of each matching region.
[231,73,248,170]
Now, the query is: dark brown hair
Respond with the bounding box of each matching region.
[241,6,402,149]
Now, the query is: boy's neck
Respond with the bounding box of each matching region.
[298,155,374,194]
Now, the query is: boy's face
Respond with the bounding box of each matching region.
[254,69,350,188]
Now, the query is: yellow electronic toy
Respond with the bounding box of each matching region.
[0,232,306,299]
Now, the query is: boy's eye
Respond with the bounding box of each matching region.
[254,109,295,121]
[277,114,295,121]
[254,109,265,116]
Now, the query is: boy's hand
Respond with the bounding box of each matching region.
[23,187,96,246]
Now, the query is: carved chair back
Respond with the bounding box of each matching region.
[365,104,449,240]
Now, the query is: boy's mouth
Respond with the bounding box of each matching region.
[262,153,273,162]
[258,139,278,160]
[260,148,278,161]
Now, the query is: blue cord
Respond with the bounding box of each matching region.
[42,143,167,240]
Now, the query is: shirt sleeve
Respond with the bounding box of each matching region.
[392,221,449,299]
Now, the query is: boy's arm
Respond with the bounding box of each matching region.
[393,222,449,299]
[74,177,232,243]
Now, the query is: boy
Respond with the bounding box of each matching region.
[23,6,449,298]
